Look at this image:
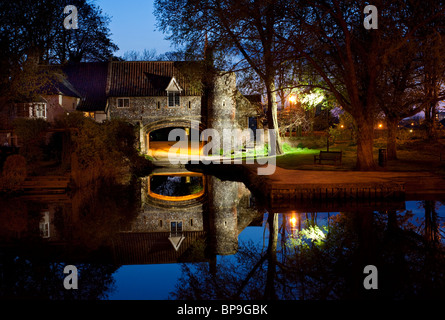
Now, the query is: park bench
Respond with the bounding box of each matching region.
[314,150,342,165]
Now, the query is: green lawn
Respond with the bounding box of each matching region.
[276,139,445,175]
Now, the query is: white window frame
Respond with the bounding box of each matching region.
[117,98,130,108]
[167,91,180,107]
[29,103,47,120]
[39,211,50,238]
[165,77,182,108]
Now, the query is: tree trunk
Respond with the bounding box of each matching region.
[265,79,283,155]
[386,116,398,160]
[355,115,377,171]
[264,212,278,300]
[425,102,438,142]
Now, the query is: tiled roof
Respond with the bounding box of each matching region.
[111,231,208,265]
[39,69,82,98]
[107,61,203,97]
[61,62,109,112]
[40,61,204,112]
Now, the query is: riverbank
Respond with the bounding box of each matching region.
[185,161,445,207]
[251,165,445,204]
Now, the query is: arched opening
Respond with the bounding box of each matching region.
[143,119,204,159]
[147,172,205,202]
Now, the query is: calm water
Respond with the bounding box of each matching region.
[0,170,444,300]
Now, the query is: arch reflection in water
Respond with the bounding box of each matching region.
[147,170,205,202]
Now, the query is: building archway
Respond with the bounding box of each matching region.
[141,119,205,159]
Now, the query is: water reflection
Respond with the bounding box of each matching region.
[0,182,140,299]
[148,171,205,201]
[113,170,257,265]
[171,200,445,300]
[0,173,444,300]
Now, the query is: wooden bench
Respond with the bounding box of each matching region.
[314,151,342,165]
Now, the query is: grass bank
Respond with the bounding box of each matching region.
[276,139,445,176]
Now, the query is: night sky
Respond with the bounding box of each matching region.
[95,0,173,57]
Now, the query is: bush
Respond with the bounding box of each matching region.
[0,154,27,191]
[283,136,327,149]
[67,117,153,187]
[12,118,49,161]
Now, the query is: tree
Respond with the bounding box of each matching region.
[375,40,424,160]
[281,0,445,170]
[418,32,445,142]
[120,49,158,61]
[0,0,118,124]
[0,0,118,65]
[154,0,293,155]
[53,0,119,63]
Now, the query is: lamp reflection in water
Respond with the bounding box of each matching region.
[288,211,301,237]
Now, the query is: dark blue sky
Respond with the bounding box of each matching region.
[95,0,173,57]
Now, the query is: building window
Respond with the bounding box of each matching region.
[188,101,191,109]
[84,112,95,119]
[29,103,47,119]
[157,101,161,109]
[39,211,50,238]
[171,221,183,236]
[168,91,180,107]
[117,98,130,108]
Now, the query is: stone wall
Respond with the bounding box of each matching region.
[107,71,261,155]
[207,176,239,255]
[234,91,261,130]
[109,95,202,126]
[127,206,204,233]
[206,72,237,146]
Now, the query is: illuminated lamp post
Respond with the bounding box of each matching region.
[288,94,297,106]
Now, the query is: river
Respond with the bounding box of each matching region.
[0,169,444,300]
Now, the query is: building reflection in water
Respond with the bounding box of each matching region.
[112,168,260,265]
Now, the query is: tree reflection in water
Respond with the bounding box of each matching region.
[0,181,140,300]
[170,201,445,300]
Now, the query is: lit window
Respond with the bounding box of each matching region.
[39,211,50,238]
[117,98,130,108]
[168,91,180,107]
[29,103,47,119]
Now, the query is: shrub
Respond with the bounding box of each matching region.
[0,154,27,191]
[12,118,49,161]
